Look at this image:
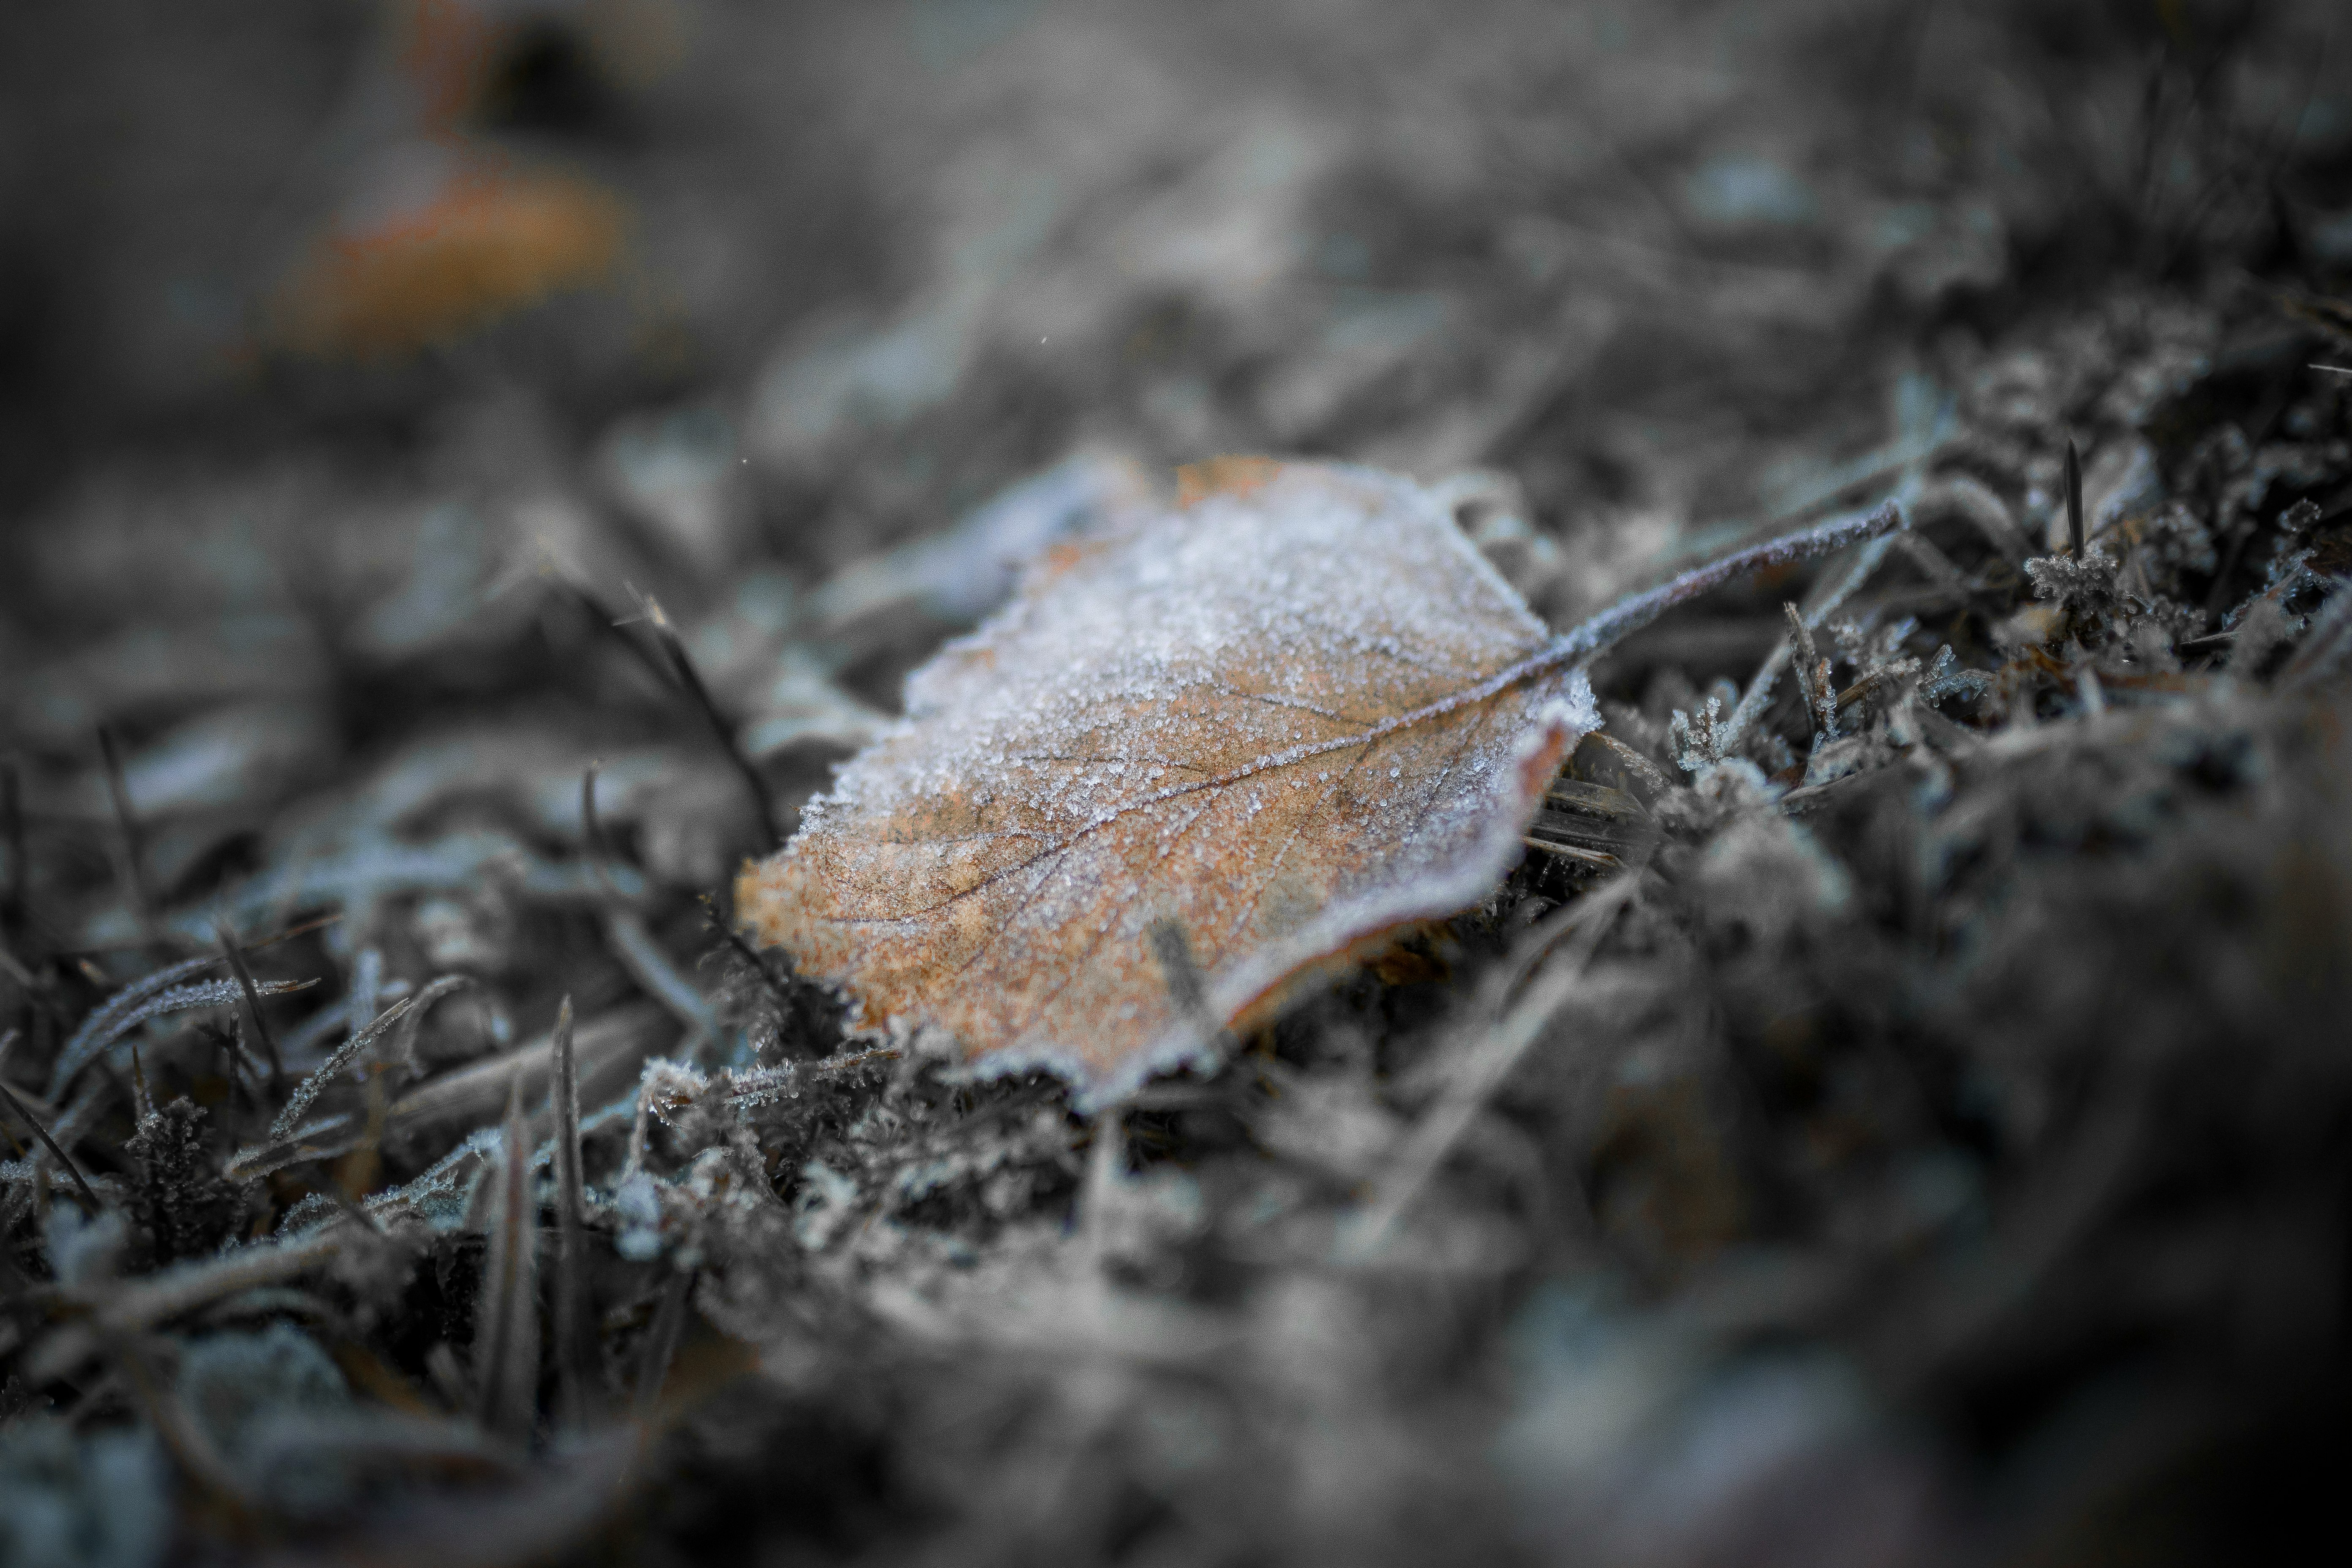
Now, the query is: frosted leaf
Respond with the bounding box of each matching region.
[739,462,1595,1105]
[737,463,1902,1106]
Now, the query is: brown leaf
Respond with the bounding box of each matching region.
[267,147,630,361]
[737,462,1901,1105]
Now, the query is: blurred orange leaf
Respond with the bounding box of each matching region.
[270,150,629,361]
[737,462,1601,1105]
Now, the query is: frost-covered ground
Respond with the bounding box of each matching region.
[4,3,2352,1564]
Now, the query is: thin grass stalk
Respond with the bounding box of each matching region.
[567,581,780,852]
[476,1080,542,1438]
[641,594,783,854]
[1720,521,1904,754]
[216,923,286,1097]
[632,1267,694,1429]
[48,956,223,1097]
[2063,438,2086,555]
[548,996,590,1430]
[0,1068,102,1212]
[267,975,466,1141]
[1345,872,1642,1257]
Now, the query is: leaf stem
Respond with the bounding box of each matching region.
[1549,499,1906,664]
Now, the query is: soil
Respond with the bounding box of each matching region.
[3,3,2351,1565]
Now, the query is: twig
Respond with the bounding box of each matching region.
[549,996,590,1432]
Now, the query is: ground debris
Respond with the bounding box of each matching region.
[4,2,2351,1564]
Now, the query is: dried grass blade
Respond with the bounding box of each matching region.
[385,1003,664,1134]
[580,762,627,902]
[216,922,285,1096]
[2064,437,2086,556]
[604,909,717,1037]
[632,1268,694,1429]
[548,996,589,1430]
[270,993,412,1139]
[1720,521,1905,753]
[0,1074,103,1212]
[49,975,312,1100]
[268,975,471,1141]
[1343,872,1642,1258]
[1784,600,1836,740]
[224,1120,359,1184]
[476,1081,542,1438]
[97,1220,352,1334]
[641,594,782,854]
[49,956,223,1096]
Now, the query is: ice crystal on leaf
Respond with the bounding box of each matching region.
[738,461,1899,1106]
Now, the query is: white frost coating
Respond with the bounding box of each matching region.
[740,462,1604,1106]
